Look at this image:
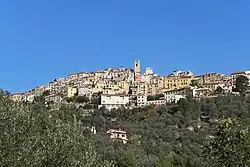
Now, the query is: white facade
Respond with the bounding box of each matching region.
[170,70,194,77]
[106,129,128,144]
[222,85,233,93]
[141,75,152,84]
[165,94,185,103]
[137,95,167,107]
[79,81,92,87]
[23,94,35,103]
[147,100,166,106]
[137,83,148,95]
[145,67,153,75]
[103,89,121,95]
[137,95,147,106]
[78,87,93,99]
[192,88,213,97]
[99,94,129,110]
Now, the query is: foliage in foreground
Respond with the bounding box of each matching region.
[0,91,113,167]
[2,89,250,166]
[207,118,250,167]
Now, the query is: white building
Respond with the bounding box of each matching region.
[99,94,129,110]
[137,94,147,106]
[145,67,154,75]
[79,81,92,87]
[141,75,152,84]
[103,89,120,95]
[170,70,194,77]
[78,87,93,99]
[192,88,213,97]
[23,93,35,103]
[137,94,167,107]
[165,94,185,103]
[106,129,128,144]
[147,99,166,106]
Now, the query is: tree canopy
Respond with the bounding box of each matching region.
[2,88,250,166]
[235,75,249,93]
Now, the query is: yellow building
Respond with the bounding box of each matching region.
[149,76,164,94]
[164,76,193,91]
[117,81,130,94]
[136,82,160,96]
[147,83,159,95]
[92,81,103,93]
[102,82,124,95]
[67,87,78,97]
[104,82,120,90]
[93,81,105,93]
[103,81,130,95]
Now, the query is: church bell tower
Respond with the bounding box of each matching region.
[134,60,140,73]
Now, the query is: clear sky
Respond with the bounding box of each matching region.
[0,0,250,93]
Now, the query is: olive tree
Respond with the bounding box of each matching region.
[0,92,113,167]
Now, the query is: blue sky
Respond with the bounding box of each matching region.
[0,0,250,93]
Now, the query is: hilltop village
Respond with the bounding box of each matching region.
[7,60,250,165]
[11,60,247,110]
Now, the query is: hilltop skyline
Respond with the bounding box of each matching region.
[1,0,250,93]
[10,59,249,94]
[3,58,250,94]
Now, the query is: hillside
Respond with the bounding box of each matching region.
[1,89,250,167]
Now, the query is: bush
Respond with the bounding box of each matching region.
[0,98,113,167]
[75,96,90,103]
[83,104,93,109]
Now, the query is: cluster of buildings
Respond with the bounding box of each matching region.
[11,60,250,110]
